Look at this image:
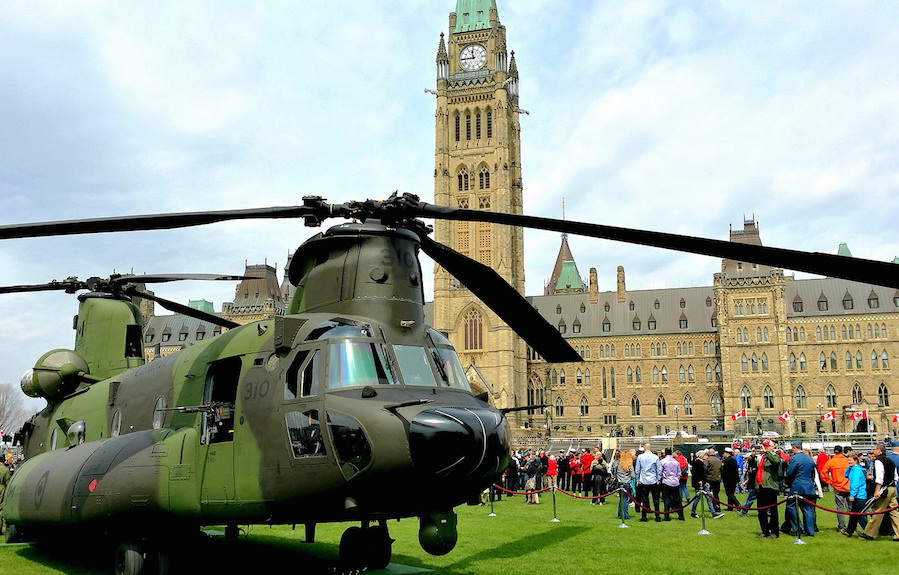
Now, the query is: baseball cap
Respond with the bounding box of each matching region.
[762,439,773,447]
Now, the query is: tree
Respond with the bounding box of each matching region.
[0,383,31,441]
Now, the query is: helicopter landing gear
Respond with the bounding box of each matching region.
[224,523,240,541]
[339,522,393,571]
[113,541,169,575]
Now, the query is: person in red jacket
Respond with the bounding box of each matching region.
[815,449,830,491]
[820,445,850,532]
[546,455,558,488]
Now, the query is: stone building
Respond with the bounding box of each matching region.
[523,219,899,439]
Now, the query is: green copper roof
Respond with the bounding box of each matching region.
[454,0,496,32]
[188,299,215,314]
[837,242,852,257]
[555,260,584,293]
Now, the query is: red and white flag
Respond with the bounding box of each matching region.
[731,408,746,421]
[821,410,836,420]
[778,410,791,423]
[850,410,868,421]
[893,414,899,423]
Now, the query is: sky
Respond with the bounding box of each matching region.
[2,1,898,412]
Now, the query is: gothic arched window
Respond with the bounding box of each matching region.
[463,309,482,350]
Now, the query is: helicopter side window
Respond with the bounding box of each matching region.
[285,409,326,458]
[394,345,439,388]
[328,342,397,389]
[327,411,371,479]
[125,324,142,358]
[285,349,321,399]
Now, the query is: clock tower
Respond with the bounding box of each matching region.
[432,1,527,417]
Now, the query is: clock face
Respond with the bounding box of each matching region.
[459,44,487,72]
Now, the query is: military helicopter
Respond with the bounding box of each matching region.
[1,193,896,575]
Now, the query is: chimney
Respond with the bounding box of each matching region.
[616,266,626,303]
[589,268,598,304]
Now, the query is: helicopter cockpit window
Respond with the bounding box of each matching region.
[328,342,397,389]
[285,349,321,399]
[394,345,439,388]
[427,329,471,391]
[285,409,326,458]
[306,318,373,342]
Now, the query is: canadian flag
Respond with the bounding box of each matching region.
[893,414,899,423]
[850,410,868,421]
[731,408,746,421]
[779,410,791,423]
[821,410,836,421]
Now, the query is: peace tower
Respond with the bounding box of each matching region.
[431,1,527,417]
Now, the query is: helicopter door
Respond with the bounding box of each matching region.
[200,356,241,503]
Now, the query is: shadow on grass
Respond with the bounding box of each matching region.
[391,525,583,573]
[8,533,360,575]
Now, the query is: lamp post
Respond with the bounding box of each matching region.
[544,406,552,441]
[674,405,680,434]
[578,410,583,431]
[816,402,824,439]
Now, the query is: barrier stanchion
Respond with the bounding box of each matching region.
[618,487,629,529]
[551,486,560,522]
[488,484,496,517]
[792,494,806,545]
[698,485,710,535]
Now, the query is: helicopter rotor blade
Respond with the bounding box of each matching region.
[408,202,899,289]
[109,273,254,287]
[0,278,86,295]
[3,194,894,288]
[123,286,241,329]
[0,206,319,240]
[416,233,581,363]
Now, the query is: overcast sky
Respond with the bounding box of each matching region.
[2,1,898,411]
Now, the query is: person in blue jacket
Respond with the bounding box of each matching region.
[842,453,869,537]
[783,440,817,536]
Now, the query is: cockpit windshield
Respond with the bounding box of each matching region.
[328,342,397,389]
[427,329,471,391]
[394,345,439,388]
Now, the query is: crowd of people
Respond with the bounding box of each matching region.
[499,440,899,542]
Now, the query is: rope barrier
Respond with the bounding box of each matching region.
[491,483,898,520]
[623,487,698,515]
[799,496,899,516]
[706,492,787,512]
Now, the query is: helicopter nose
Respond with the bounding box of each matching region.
[408,406,509,481]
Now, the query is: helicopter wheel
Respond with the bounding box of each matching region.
[338,526,367,571]
[339,524,393,571]
[114,542,169,575]
[4,524,22,544]
[364,524,394,571]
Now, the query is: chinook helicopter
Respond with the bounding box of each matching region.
[2,193,898,575]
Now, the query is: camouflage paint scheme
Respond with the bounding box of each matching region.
[6,224,510,550]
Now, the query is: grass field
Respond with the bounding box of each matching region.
[2,489,897,575]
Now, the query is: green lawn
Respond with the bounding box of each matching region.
[1,490,896,575]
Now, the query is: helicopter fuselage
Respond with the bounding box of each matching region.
[7,310,509,542]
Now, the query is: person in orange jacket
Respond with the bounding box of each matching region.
[820,445,850,532]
